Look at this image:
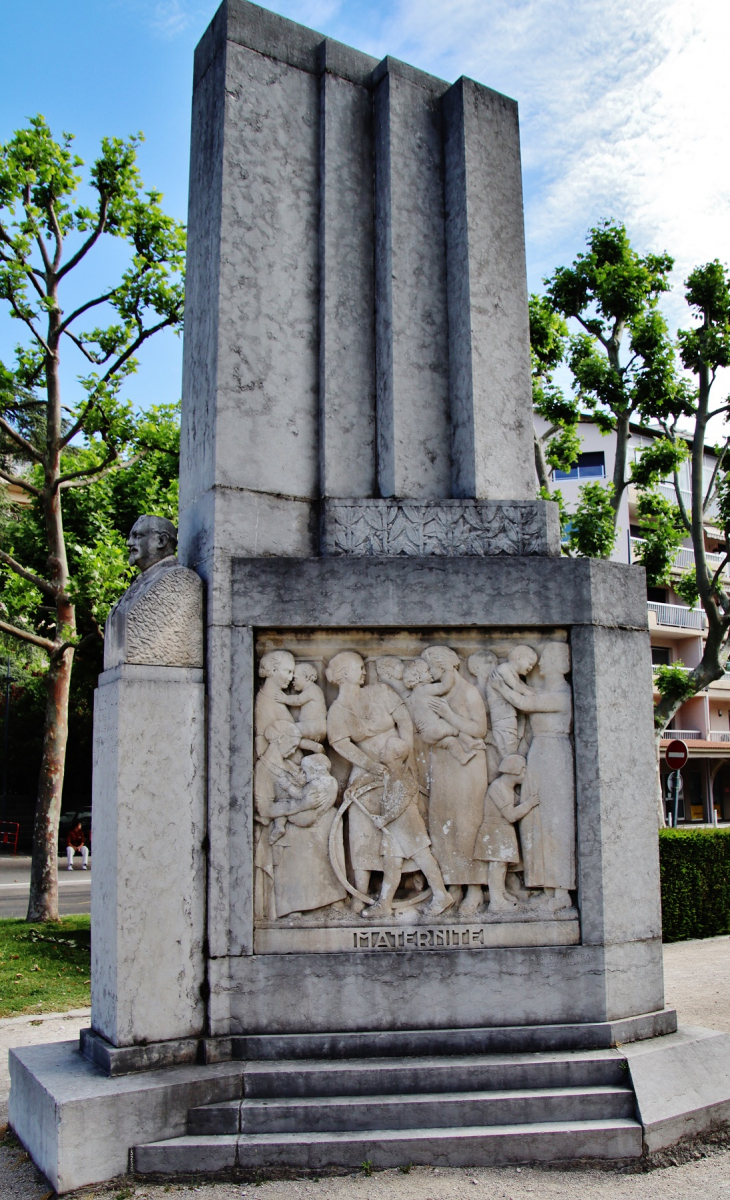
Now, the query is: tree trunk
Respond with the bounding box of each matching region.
[26,630,74,921]
[534,432,551,492]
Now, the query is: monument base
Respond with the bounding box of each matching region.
[12,1014,730,1193]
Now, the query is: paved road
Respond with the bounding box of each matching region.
[0,854,91,917]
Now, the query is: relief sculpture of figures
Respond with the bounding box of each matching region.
[252,634,578,932]
[490,642,576,911]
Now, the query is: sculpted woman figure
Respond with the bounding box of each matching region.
[255,650,322,759]
[253,721,346,919]
[325,650,414,913]
[490,641,575,912]
[421,646,489,916]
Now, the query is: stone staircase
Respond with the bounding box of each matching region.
[134,1047,642,1174]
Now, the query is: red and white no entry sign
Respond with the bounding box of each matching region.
[665,739,689,770]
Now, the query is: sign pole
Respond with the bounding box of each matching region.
[665,739,688,829]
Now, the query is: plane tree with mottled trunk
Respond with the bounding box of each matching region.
[0,117,184,921]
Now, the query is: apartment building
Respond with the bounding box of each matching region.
[539,415,730,825]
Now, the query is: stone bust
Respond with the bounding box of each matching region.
[104,515,204,670]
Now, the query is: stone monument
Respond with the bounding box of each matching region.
[9,1,730,1192]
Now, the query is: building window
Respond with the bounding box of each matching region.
[647,587,668,603]
[651,647,671,666]
[553,452,606,480]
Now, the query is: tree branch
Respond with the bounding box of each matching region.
[0,467,42,497]
[47,200,64,271]
[60,314,178,448]
[57,290,116,336]
[55,629,100,659]
[0,415,44,463]
[55,450,118,489]
[673,469,691,532]
[710,554,730,594]
[574,313,610,352]
[0,618,54,653]
[0,550,57,598]
[57,195,109,281]
[704,444,728,513]
[62,328,102,364]
[58,452,145,490]
[4,289,52,356]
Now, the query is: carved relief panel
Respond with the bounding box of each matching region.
[253,630,578,953]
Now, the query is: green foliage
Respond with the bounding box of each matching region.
[631,437,688,489]
[632,489,687,586]
[545,424,582,474]
[659,829,730,942]
[544,221,678,467]
[0,915,89,1017]
[547,220,673,331]
[0,404,179,640]
[0,421,179,812]
[674,568,701,608]
[538,484,571,546]
[529,293,581,483]
[653,661,697,709]
[567,481,617,559]
[678,261,730,374]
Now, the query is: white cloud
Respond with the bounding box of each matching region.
[352,0,730,309]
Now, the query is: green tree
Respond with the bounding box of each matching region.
[0,427,180,827]
[535,225,730,748]
[0,116,184,920]
[543,220,676,558]
[644,261,730,733]
[529,294,581,494]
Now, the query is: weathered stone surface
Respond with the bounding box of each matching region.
[8,1039,242,1194]
[624,1025,730,1151]
[319,69,376,498]
[104,558,203,670]
[321,499,560,556]
[91,664,206,1046]
[443,78,535,501]
[572,625,662,950]
[231,556,650,631]
[223,945,611,1034]
[374,59,451,499]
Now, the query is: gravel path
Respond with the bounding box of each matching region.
[2,937,729,1198]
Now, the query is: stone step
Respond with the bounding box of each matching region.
[136,1118,643,1173]
[243,1051,629,1099]
[188,1084,636,1135]
[226,1010,677,1063]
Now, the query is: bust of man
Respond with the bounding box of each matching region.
[104,515,204,671]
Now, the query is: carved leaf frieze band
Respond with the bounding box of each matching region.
[323,501,552,557]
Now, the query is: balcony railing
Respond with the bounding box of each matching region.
[662,729,703,741]
[657,481,692,508]
[630,537,727,575]
[647,601,707,630]
[708,731,730,743]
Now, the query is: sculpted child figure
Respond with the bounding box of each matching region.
[363,737,453,920]
[487,645,538,758]
[375,656,409,699]
[402,658,483,765]
[284,662,328,743]
[473,754,540,913]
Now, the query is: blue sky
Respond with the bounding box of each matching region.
[1,0,728,416]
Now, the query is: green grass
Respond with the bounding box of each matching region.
[0,915,90,1018]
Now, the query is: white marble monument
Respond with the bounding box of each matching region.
[12,3,730,1192]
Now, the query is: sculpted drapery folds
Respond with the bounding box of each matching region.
[252,635,578,933]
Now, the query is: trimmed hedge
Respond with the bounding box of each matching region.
[660,827,730,942]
